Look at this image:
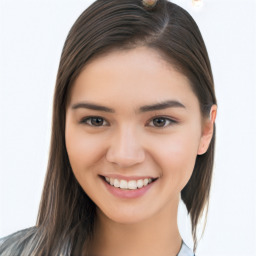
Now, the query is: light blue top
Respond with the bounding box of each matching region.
[0,227,194,256]
[178,241,194,256]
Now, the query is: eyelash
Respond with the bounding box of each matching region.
[147,116,177,128]
[79,116,177,128]
[80,116,109,127]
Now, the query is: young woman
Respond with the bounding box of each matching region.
[0,0,217,255]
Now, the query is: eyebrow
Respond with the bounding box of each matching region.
[139,100,185,112]
[71,102,115,113]
[71,100,186,113]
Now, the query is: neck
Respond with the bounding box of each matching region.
[87,197,182,256]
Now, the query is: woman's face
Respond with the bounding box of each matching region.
[65,47,211,224]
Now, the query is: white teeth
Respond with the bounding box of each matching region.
[137,179,144,188]
[143,178,149,186]
[120,180,128,189]
[104,177,155,190]
[114,179,120,188]
[128,180,137,190]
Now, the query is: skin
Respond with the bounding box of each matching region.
[65,47,217,256]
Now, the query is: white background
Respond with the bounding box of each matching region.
[0,0,256,255]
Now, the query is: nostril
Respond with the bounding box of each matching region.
[105,134,145,167]
[105,151,145,167]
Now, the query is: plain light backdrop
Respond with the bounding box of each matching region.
[0,0,256,255]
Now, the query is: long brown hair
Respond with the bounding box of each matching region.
[0,0,217,255]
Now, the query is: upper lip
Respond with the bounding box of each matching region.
[100,174,158,181]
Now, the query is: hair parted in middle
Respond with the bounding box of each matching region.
[142,0,159,9]
[0,1,217,255]
[40,0,217,253]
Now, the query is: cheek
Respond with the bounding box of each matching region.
[65,126,106,176]
[151,133,199,190]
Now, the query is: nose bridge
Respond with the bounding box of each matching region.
[106,123,145,167]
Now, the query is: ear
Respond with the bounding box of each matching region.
[197,105,217,155]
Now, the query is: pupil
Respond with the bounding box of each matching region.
[153,118,165,127]
[92,117,103,126]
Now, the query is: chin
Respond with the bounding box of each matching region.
[97,207,153,225]
[109,215,149,225]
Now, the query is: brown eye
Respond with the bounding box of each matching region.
[153,117,166,127]
[80,116,108,126]
[91,117,104,126]
[148,117,177,128]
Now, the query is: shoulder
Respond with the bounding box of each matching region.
[0,226,38,256]
[178,241,195,256]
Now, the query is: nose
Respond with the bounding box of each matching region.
[106,126,145,168]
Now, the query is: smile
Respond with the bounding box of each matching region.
[103,176,156,190]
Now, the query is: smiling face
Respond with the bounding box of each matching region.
[65,47,211,224]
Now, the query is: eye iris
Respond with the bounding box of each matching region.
[91,117,104,126]
[153,118,166,127]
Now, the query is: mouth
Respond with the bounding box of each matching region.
[100,175,158,190]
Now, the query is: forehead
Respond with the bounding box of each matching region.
[69,47,199,110]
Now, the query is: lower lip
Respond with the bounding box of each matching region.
[102,178,156,199]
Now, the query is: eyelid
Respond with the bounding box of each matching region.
[146,116,178,128]
[79,116,109,126]
[79,115,178,128]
